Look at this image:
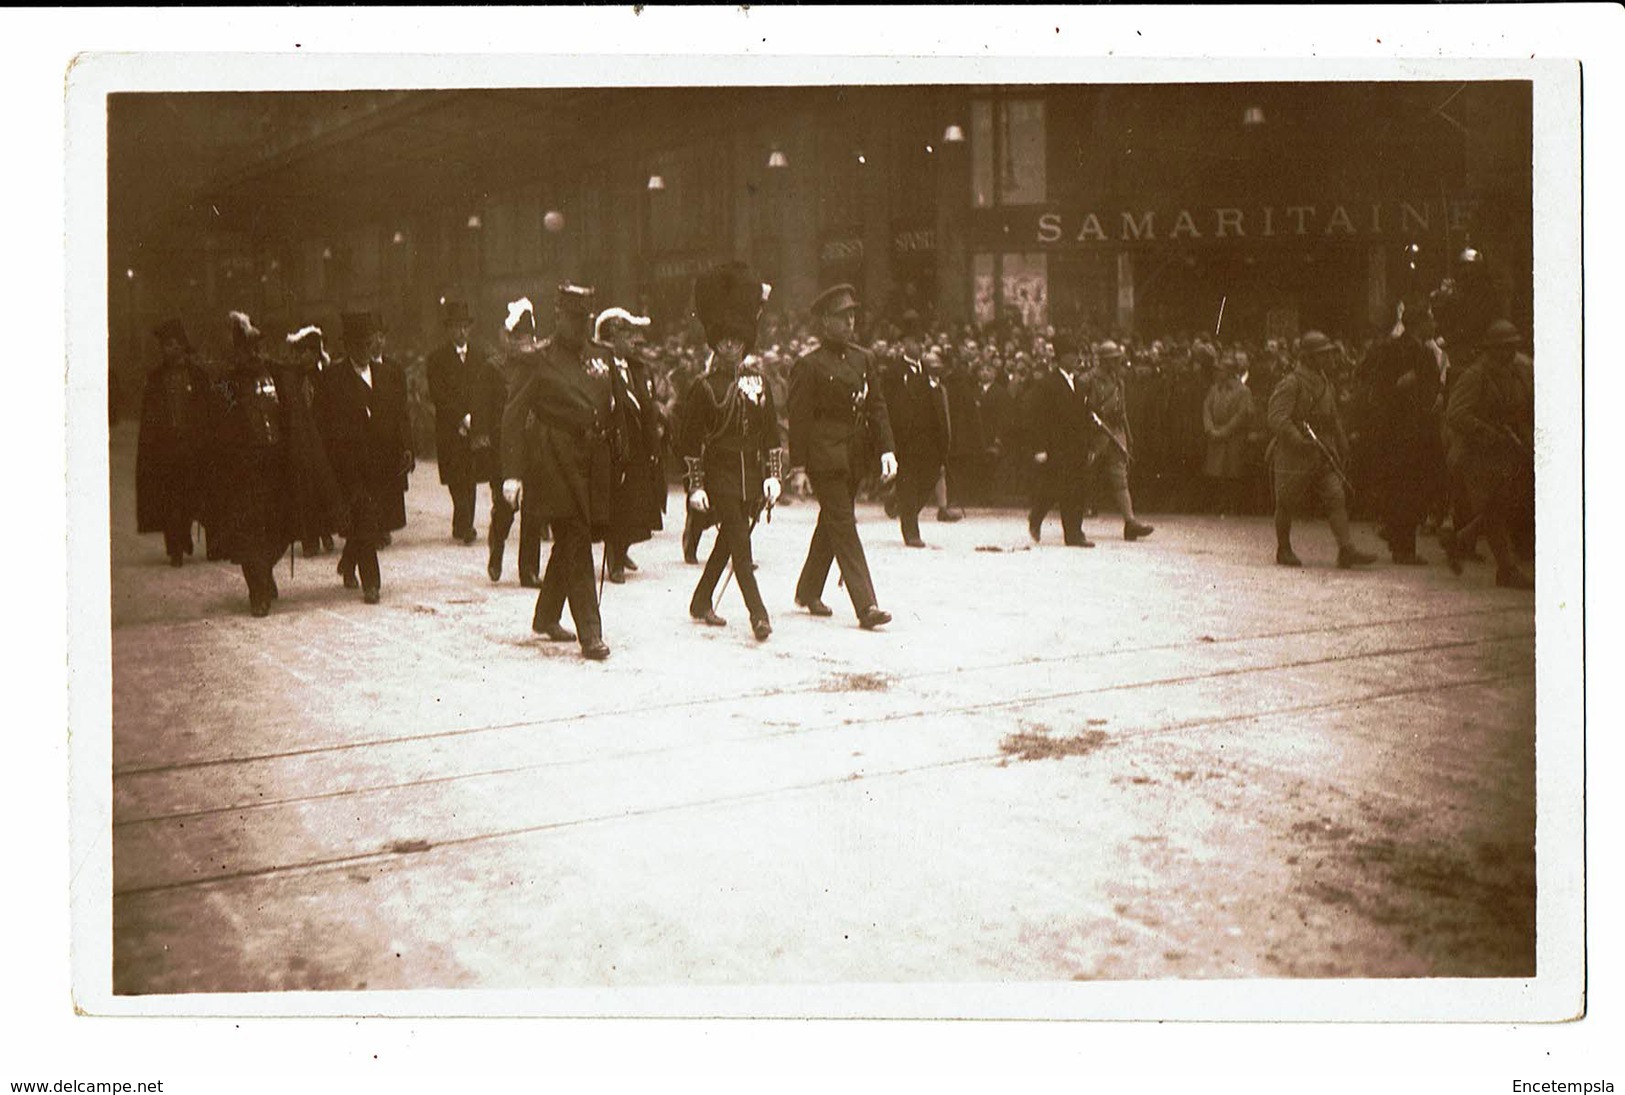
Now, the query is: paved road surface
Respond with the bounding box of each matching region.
[101,422,1536,997]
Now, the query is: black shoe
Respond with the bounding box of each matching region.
[1337,546,1377,569]
[691,608,727,627]
[621,555,639,573]
[362,586,381,605]
[904,536,926,548]
[488,552,503,583]
[250,597,270,618]
[608,565,627,585]
[1440,529,1465,575]
[858,606,892,630]
[339,562,359,590]
[937,507,964,523]
[1496,567,1535,590]
[533,621,577,642]
[1028,517,1043,543]
[797,597,834,618]
[1063,532,1095,548]
[1276,546,1303,567]
[1124,520,1154,542]
[520,572,541,589]
[455,529,477,545]
[581,638,611,661]
[752,617,773,641]
[168,553,184,568]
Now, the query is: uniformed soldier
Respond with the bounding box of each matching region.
[501,284,619,661]
[596,306,665,584]
[425,299,491,545]
[882,310,951,548]
[208,311,346,616]
[319,312,414,604]
[677,263,782,641]
[136,318,210,566]
[788,283,897,629]
[1267,331,1378,569]
[1082,340,1156,542]
[1442,319,1534,589]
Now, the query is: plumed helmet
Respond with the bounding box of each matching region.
[285,324,324,353]
[228,310,261,352]
[504,297,537,337]
[693,261,768,352]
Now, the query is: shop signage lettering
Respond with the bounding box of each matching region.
[892,228,936,254]
[652,256,715,281]
[1019,200,1474,247]
[820,237,865,264]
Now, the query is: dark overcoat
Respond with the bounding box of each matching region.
[315,357,412,538]
[501,337,619,537]
[135,360,211,534]
[882,358,951,471]
[426,339,498,485]
[606,345,666,541]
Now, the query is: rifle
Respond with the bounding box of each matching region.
[1089,409,1130,460]
[1299,420,1356,498]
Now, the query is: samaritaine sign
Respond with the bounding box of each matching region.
[973,198,1480,249]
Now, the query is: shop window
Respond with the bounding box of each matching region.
[1002,252,1049,329]
[973,253,996,326]
[970,97,1047,208]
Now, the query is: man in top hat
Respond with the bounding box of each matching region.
[136,318,211,566]
[1357,296,1445,564]
[677,262,783,641]
[317,311,413,603]
[1024,331,1097,547]
[427,299,500,546]
[285,325,345,558]
[788,283,896,629]
[596,306,665,584]
[1082,340,1155,542]
[1442,319,1534,589]
[501,283,619,661]
[1266,331,1377,569]
[207,311,346,616]
[882,310,951,548]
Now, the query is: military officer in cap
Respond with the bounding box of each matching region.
[596,306,665,584]
[1082,340,1155,542]
[1442,319,1534,589]
[1267,331,1378,569]
[677,262,783,641]
[318,311,413,603]
[426,299,497,545]
[1024,331,1096,546]
[136,318,210,566]
[882,310,951,548]
[788,283,897,629]
[501,284,619,661]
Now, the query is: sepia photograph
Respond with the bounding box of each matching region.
[53,11,1594,1045]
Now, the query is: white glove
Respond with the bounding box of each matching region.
[1034,451,1049,464]
[880,451,898,482]
[459,413,472,435]
[688,489,711,513]
[763,476,781,506]
[502,478,522,509]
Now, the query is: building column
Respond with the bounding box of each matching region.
[1115,251,1135,334]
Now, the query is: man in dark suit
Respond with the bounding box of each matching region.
[501,284,618,661]
[882,311,951,548]
[476,300,532,584]
[596,306,665,584]
[136,318,210,567]
[318,312,413,604]
[964,357,1011,506]
[788,283,897,630]
[1024,332,1096,547]
[426,299,493,545]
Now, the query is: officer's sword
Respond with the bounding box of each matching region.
[1300,420,1356,498]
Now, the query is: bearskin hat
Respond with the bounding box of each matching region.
[693,261,768,352]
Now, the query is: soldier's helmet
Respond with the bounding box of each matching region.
[1095,340,1126,362]
[1481,319,1522,348]
[1298,330,1336,358]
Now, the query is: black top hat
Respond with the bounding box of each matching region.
[341,312,380,346]
[555,283,596,316]
[1052,331,1080,358]
[152,318,191,351]
[810,283,860,317]
[441,300,472,325]
[694,261,767,352]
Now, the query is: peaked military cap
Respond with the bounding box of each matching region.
[810,283,860,316]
